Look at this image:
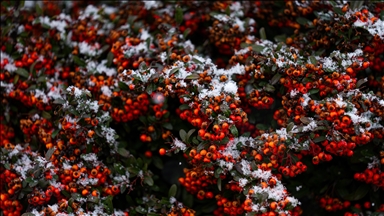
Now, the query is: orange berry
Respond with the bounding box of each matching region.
[159,148,166,156]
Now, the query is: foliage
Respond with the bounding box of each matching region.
[0,1,384,216]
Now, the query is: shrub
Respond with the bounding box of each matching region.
[0,1,384,216]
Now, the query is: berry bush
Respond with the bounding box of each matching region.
[1,1,384,216]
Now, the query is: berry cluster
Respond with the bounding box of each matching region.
[1,1,384,216]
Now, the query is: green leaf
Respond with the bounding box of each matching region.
[230,125,238,137]
[102,195,114,214]
[347,184,369,201]
[22,213,36,216]
[15,68,29,78]
[118,81,129,91]
[356,78,367,88]
[256,124,268,130]
[309,88,319,95]
[36,3,43,16]
[53,98,65,104]
[274,34,286,43]
[179,104,190,111]
[217,178,222,191]
[30,60,40,77]
[333,6,343,15]
[45,148,55,160]
[251,45,265,53]
[144,176,154,186]
[183,28,191,39]
[300,117,311,124]
[179,129,187,142]
[350,1,364,10]
[41,111,52,119]
[185,73,199,80]
[106,52,114,67]
[264,84,275,93]
[270,73,282,85]
[259,27,267,40]
[72,55,86,67]
[175,7,183,25]
[186,129,195,141]
[309,56,318,65]
[162,122,173,130]
[13,74,19,84]
[168,184,177,197]
[87,196,100,204]
[146,83,156,94]
[296,17,310,26]
[135,206,147,214]
[287,122,294,132]
[152,156,164,169]
[313,136,326,143]
[117,148,130,158]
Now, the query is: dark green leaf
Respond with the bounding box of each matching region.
[274,34,286,43]
[179,104,190,111]
[309,56,318,65]
[296,17,310,26]
[41,111,51,119]
[102,195,114,214]
[186,129,195,141]
[152,156,164,169]
[36,3,43,16]
[217,178,222,191]
[135,206,147,214]
[259,27,266,40]
[183,28,191,39]
[350,1,364,10]
[185,73,199,80]
[106,52,114,67]
[15,68,29,78]
[175,7,183,25]
[117,148,130,158]
[168,184,177,197]
[309,88,319,95]
[45,148,55,160]
[230,125,238,137]
[13,74,19,84]
[256,124,268,130]
[299,117,311,124]
[287,122,294,132]
[179,129,187,142]
[251,45,265,53]
[73,55,86,67]
[87,196,100,204]
[270,73,282,85]
[144,176,154,186]
[53,98,65,104]
[264,84,275,93]
[313,136,326,143]
[118,81,129,91]
[162,122,173,130]
[356,78,367,88]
